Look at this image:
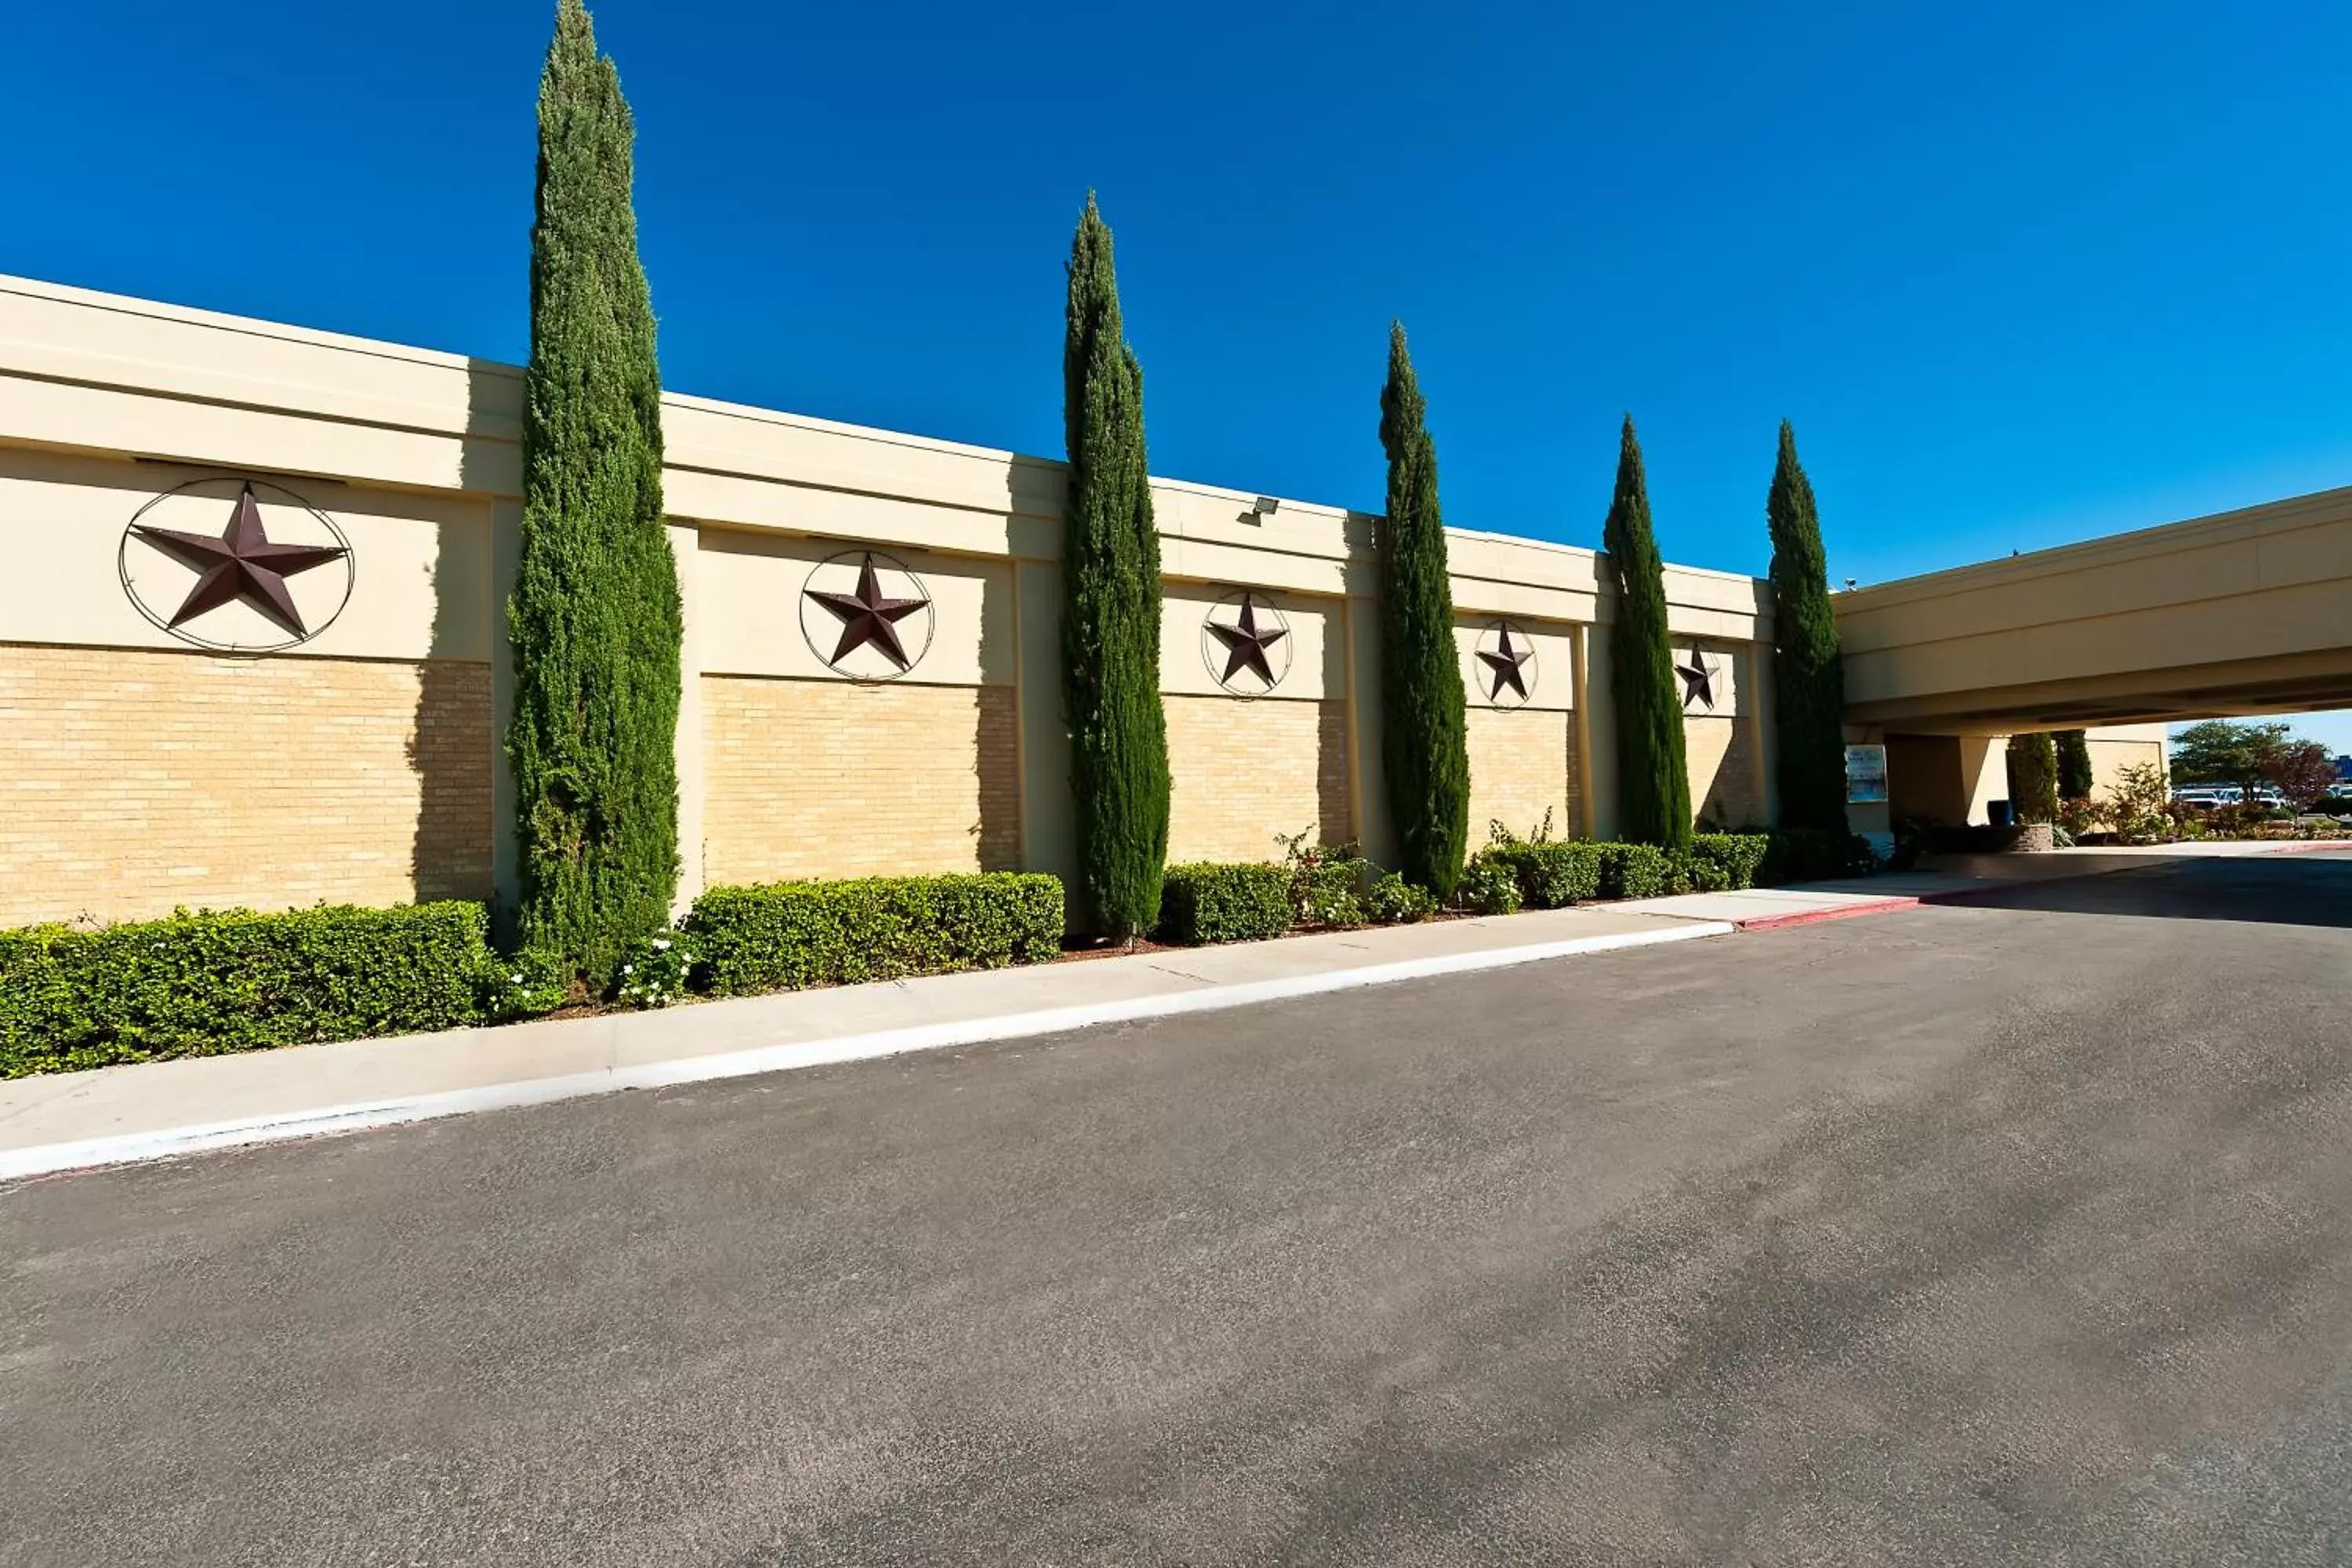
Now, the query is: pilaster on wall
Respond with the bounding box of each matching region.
[488,499,522,937]
[671,521,706,916]
[1344,590,1396,868]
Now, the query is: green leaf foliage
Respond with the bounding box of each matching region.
[1062,194,1172,938]
[1755,826,1878,885]
[1594,841,1673,900]
[1157,862,1294,945]
[508,0,681,989]
[684,874,1065,996]
[1,903,514,1078]
[1455,852,1524,916]
[1766,423,1849,832]
[2055,729,2095,800]
[1689,832,1771,890]
[1483,840,1607,908]
[1366,872,1439,924]
[1376,324,1472,898]
[2006,732,2060,825]
[1603,417,1692,850]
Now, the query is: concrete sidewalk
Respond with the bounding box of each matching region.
[2,900,1764,1181]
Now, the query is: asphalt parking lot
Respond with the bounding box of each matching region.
[6,851,2351,1566]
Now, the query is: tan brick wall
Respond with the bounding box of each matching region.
[1167,695,1351,863]
[0,644,492,927]
[1467,706,1580,844]
[703,676,1019,884]
[1686,714,1761,828]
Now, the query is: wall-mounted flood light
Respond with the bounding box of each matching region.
[1252,495,1279,517]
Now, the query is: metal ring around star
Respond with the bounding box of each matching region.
[1474,619,1539,709]
[117,476,355,655]
[1199,588,1294,697]
[797,548,936,682]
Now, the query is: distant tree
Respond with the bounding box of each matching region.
[2172,719,2290,800]
[1603,416,1691,851]
[2260,738,2339,809]
[1375,322,1472,898]
[1764,422,1846,832]
[2005,732,2059,825]
[508,0,681,989]
[2055,729,2095,800]
[1060,193,1171,940]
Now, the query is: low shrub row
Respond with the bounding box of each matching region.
[0,902,517,1079]
[684,873,1065,995]
[2,873,1070,1078]
[1157,852,1438,945]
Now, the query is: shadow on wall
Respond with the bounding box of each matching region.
[974,571,1022,872]
[1315,697,1355,848]
[405,482,496,906]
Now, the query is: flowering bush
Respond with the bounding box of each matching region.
[612,930,699,1009]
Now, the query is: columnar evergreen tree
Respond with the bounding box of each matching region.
[2007,732,2060,824]
[1603,417,1692,851]
[2056,728,2095,799]
[1061,194,1171,938]
[1765,422,1848,831]
[1376,324,1472,898]
[506,0,681,988]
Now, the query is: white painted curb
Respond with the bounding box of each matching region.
[0,920,1735,1181]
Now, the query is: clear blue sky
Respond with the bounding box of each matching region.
[7,1,2351,747]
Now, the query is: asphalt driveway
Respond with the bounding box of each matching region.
[5,852,2352,1565]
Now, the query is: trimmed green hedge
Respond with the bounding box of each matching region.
[1756,826,1878,885]
[684,873,1064,996]
[1483,842,1605,908]
[1158,862,1294,945]
[1,902,508,1079]
[1595,842,1672,899]
[1688,833,1770,891]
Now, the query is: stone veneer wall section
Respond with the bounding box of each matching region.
[701,676,1020,885]
[1165,695,1351,864]
[0,645,492,927]
[1686,714,1760,828]
[1465,706,1581,845]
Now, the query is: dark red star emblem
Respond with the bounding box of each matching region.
[1208,592,1288,688]
[130,484,350,639]
[1478,622,1534,702]
[804,552,928,670]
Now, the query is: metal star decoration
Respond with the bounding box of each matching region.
[1675,648,1720,710]
[1207,592,1288,688]
[1478,622,1534,702]
[804,552,928,670]
[130,484,350,638]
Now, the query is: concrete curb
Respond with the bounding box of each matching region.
[1730,897,1922,932]
[0,919,1736,1183]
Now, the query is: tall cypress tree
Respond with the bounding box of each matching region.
[1765,421,1848,831]
[1061,194,1171,939]
[2056,728,2095,799]
[1603,416,1691,851]
[2007,732,2060,825]
[1376,323,1471,898]
[506,0,681,988]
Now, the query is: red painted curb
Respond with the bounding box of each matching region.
[1734,897,1922,932]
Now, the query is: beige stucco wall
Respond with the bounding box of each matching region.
[0,272,1784,926]
[2083,723,2167,800]
[1836,490,2352,733]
